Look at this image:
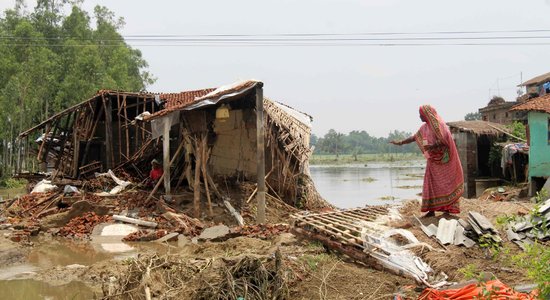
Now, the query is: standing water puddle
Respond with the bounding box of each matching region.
[0,237,172,299]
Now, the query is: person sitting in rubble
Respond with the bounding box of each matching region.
[146,159,163,187]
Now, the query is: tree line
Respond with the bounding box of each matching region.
[0,0,154,181]
[311,129,419,156]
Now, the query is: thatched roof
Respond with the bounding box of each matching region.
[447,120,508,136]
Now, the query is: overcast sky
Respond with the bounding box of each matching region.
[3,0,550,137]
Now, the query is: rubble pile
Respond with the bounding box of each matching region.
[232,223,290,239]
[507,198,550,250]
[57,212,113,238]
[416,211,501,248]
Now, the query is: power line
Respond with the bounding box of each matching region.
[5,34,550,42]
[5,42,550,47]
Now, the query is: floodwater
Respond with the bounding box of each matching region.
[310,160,426,209]
[0,237,171,299]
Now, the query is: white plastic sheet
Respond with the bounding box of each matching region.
[31,179,57,194]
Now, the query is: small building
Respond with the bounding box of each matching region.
[18,80,329,220]
[447,120,508,198]
[478,97,526,125]
[510,94,550,195]
[518,71,550,97]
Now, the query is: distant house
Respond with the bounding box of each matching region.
[518,71,550,98]
[478,97,526,125]
[447,121,508,198]
[510,94,550,195]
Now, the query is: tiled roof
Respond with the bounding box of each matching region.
[160,88,215,109]
[146,80,261,120]
[510,94,550,114]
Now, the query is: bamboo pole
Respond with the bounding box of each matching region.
[200,134,213,216]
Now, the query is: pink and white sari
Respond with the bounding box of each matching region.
[415,105,463,213]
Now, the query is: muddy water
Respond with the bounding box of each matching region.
[0,237,171,299]
[310,160,425,209]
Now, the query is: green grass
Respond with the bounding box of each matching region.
[310,153,423,165]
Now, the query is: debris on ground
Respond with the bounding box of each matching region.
[292,206,448,287]
[57,212,112,239]
[231,223,290,239]
[507,198,550,249]
[418,279,538,299]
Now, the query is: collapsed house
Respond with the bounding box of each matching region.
[447,120,527,198]
[17,80,328,219]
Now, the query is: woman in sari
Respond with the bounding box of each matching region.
[391,105,463,216]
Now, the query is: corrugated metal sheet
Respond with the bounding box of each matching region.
[145,80,262,121]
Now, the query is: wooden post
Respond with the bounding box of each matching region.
[200,135,213,216]
[79,100,104,170]
[146,139,185,201]
[255,83,266,223]
[163,116,171,195]
[193,137,202,218]
[103,95,114,169]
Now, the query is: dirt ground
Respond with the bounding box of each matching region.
[0,190,544,299]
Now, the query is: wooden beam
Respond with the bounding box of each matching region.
[255,84,266,223]
[78,100,104,173]
[103,95,114,169]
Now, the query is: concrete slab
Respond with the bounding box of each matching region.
[99,224,139,237]
[198,225,230,241]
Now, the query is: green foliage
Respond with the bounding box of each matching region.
[458,264,482,280]
[488,143,502,166]
[313,129,419,156]
[478,234,501,258]
[495,214,518,229]
[505,121,527,141]
[0,177,26,188]
[299,253,331,271]
[534,188,548,204]
[0,1,154,177]
[512,243,550,298]
[464,112,482,121]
